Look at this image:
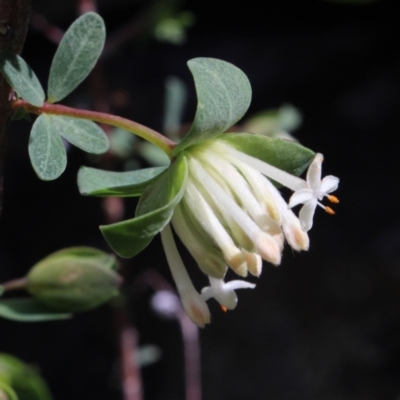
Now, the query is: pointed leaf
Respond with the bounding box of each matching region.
[220,133,315,176]
[174,58,251,153]
[29,114,67,180]
[0,298,72,322]
[47,115,109,154]
[47,12,105,103]
[0,51,45,107]
[100,156,188,258]
[78,166,167,197]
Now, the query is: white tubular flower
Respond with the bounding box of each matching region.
[288,153,339,232]
[201,277,256,310]
[160,224,211,327]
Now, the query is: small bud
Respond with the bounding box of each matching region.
[27,247,122,312]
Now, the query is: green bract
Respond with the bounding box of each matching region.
[174,58,251,153]
[81,58,315,259]
[100,155,188,258]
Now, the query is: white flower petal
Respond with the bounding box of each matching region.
[288,188,314,208]
[299,199,318,232]
[306,153,323,190]
[201,277,256,310]
[224,280,256,291]
[319,175,339,195]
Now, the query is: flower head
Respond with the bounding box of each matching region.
[95,58,340,327]
[157,138,313,326]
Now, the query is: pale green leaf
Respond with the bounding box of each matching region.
[47,12,105,103]
[174,58,251,153]
[0,382,18,400]
[28,114,67,181]
[0,298,72,322]
[47,115,109,154]
[78,166,167,197]
[139,142,170,166]
[220,133,315,177]
[0,353,53,400]
[0,51,45,107]
[100,155,188,258]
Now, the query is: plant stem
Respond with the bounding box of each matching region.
[12,100,177,158]
[1,277,28,292]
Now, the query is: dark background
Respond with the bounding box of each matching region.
[1,0,400,399]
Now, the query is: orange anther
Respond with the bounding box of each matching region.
[327,195,339,204]
[220,306,228,312]
[325,206,335,215]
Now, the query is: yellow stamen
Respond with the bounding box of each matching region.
[327,195,339,204]
[325,206,335,215]
[220,305,228,312]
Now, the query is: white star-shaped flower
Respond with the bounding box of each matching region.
[288,153,339,232]
[201,277,256,310]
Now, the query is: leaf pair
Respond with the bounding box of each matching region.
[0,12,108,180]
[0,12,105,106]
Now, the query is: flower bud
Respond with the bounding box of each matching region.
[26,247,122,312]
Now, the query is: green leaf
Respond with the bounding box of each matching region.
[28,114,67,181]
[0,286,4,297]
[100,155,188,258]
[0,353,53,400]
[0,382,19,400]
[47,115,109,154]
[174,58,251,153]
[220,133,315,176]
[0,298,72,322]
[47,12,105,103]
[0,51,45,107]
[139,142,170,166]
[78,166,167,197]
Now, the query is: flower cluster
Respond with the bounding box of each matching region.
[90,58,340,328]
[160,139,339,327]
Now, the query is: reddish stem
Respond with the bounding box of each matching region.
[1,277,28,292]
[12,100,176,157]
